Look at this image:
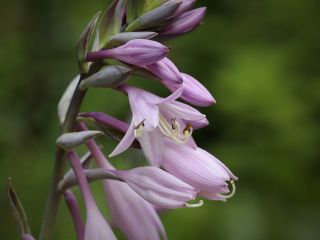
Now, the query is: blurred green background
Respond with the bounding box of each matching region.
[1,0,320,239]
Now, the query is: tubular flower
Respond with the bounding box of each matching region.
[109,166,202,208]
[66,151,116,240]
[162,140,238,201]
[82,136,167,240]
[109,84,208,166]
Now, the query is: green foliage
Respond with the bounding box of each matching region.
[0,0,319,239]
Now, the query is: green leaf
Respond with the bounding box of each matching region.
[7,179,31,236]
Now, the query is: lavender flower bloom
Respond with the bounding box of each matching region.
[64,190,84,240]
[104,180,167,240]
[110,166,202,208]
[161,7,206,35]
[86,39,168,65]
[67,151,116,240]
[83,136,167,240]
[163,73,216,106]
[145,57,183,84]
[110,84,208,166]
[162,140,238,201]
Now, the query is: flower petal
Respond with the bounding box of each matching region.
[109,122,135,157]
[161,100,206,121]
[138,128,164,166]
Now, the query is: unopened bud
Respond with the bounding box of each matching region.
[80,65,133,90]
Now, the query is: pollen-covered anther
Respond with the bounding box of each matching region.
[134,120,145,137]
[158,115,193,144]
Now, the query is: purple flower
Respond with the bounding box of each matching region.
[84,206,117,240]
[162,73,216,106]
[145,57,183,83]
[86,39,168,65]
[82,135,167,240]
[161,7,206,35]
[64,190,84,240]
[67,151,116,240]
[162,140,238,201]
[110,166,202,208]
[110,84,208,166]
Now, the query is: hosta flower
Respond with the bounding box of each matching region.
[84,206,117,240]
[109,166,202,208]
[82,136,167,240]
[67,151,116,240]
[104,180,167,240]
[86,39,168,65]
[109,84,208,166]
[162,72,216,107]
[162,140,238,201]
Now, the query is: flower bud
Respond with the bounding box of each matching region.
[125,0,181,31]
[106,32,158,48]
[109,166,202,208]
[80,65,133,90]
[161,7,206,35]
[86,39,168,65]
[172,0,195,17]
[162,73,215,106]
[99,0,126,48]
[56,131,102,150]
[146,57,183,83]
[58,75,80,125]
[77,12,101,73]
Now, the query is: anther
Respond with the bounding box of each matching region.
[134,119,145,137]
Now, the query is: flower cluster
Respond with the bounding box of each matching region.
[8,1,237,240]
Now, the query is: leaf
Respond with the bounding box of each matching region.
[7,178,31,236]
[77,11,101,73]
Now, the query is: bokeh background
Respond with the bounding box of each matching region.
[1,0,320,239]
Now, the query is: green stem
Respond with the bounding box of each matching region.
[38,87,86,240]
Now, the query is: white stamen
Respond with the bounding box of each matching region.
[185,200,204,208]
[159,114,193,144]
[218,180,236,199]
